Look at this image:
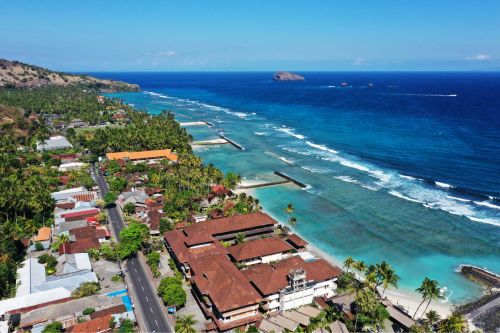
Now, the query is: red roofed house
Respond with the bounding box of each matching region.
[243,256,342,313]
[182,212,277,244]
[61,208,100,222]
[68,314,112,333]
[228,237,294,266]
[59,237,100,255]
[190,254,262,331]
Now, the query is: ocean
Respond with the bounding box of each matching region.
[93,71,500,303]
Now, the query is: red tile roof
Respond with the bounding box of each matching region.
[90,304,126,320]
[73,193,97,202]
[164,230,228,265]
[183,212,277,239]
[59,237,100,254]
[190,254,262,313]
[56,202,75,210]
[62,208,99,220]
[210,184,230,196]
[228,237,294,262]
[244,256,342,296]
[286,234,308,249]
[68,314,112,333]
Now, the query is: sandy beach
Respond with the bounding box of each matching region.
[237,181,453,319]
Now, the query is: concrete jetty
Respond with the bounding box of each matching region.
[237,171,307,190]
[192,138,229,146]
[219,134,245,150]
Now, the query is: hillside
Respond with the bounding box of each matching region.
[0,59,139,92]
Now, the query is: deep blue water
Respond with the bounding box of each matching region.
[91,72,500,303]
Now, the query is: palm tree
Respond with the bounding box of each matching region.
[288,216,298,226]
[380,267,400,299]
[284,202,294,214]
[420,280,443,320]
[174,314,198,333]
[437,314,468,333]
[353,260,366,276]
[425,309,440,328]
[414,277,441,319]
[343,256,355,273]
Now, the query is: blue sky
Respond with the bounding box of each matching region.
[1,0,500,71]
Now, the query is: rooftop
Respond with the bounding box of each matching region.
[228,237,294,262]
[37,136,73,151]
[68,314,112,332]
[190,254,262,313]
[286,234,308,249]
[106,149,177,162]
[183,211,277,238]
[244,256,342,296]
[32,227,51,242]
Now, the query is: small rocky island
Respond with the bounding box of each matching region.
[273,71,305,81]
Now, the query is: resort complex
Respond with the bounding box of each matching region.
[0,61,495,333]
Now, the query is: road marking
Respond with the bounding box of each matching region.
[150,307,154,313]
[134,268,137,273]
[141,285,144,291]
[155,320,159,326]
[146,296,149,302]
[138,276,141,282]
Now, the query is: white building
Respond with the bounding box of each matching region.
[58,162,87,172]
[36,136,73,151]
[243,256,341,313]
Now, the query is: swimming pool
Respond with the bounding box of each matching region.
[121,295,133,311]
[106,289,127,297]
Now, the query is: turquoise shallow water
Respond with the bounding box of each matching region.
[101,72,500,304]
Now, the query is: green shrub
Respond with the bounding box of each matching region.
[42,321,63,333]
[157,277,186,308]
[72,282,100,298]
[34,241,44,251]
[82,307,95,315]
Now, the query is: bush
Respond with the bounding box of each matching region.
[72,282,100,298]
[119,319,135,333]
[100,242,119,261]
[147,252,161,278]
[42,321,63,333]
[159,217,173,233]
[112,274,123,282]
[157,277,186,308]
[34,241,44,251]
[82,307,95,315]
[38,253,57,275]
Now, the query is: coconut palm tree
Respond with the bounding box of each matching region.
[284,202,294,214]
[174,314,198,333]
[353,260,366,276]
[288,216,298,226]
[414,277,441,319]
[343,256,355,273]
[425,309,440,328]
[380,266,400,299]
[420,280,443,319]
[437,314,467,333]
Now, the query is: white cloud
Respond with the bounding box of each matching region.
[465,54,491,61]
[154,50,177,57]
[353,57,366,65]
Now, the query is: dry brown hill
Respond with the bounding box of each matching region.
[0,59,139,92]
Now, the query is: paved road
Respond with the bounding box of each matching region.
[92,164,173,333]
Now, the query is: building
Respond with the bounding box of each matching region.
[244,256,341,313]
[36,136,73,151]
[51,187,88,202]
[286,234,308,251]
[189,254,262,332]
[106,149,178,163]
[228,237,294,266]
[58,162,87,172]
[182,211,277,243]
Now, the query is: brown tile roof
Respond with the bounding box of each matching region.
[32,227,51,242]
[147,210,161,230]
[90,304,126,320]
[164,230,228,265]
[190,254,262,313]
[183,212,277,239]
[106,149,177,162]
[210,184,230,196]
[73,192,97,202]
[286,234,308,248]
[56,202,76,210]
[70,226,97,240]
[68,314,112,333]
[228,237,293,262]
[59,237,100,254]
[244,256,342,296]
[145,187,162,196]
